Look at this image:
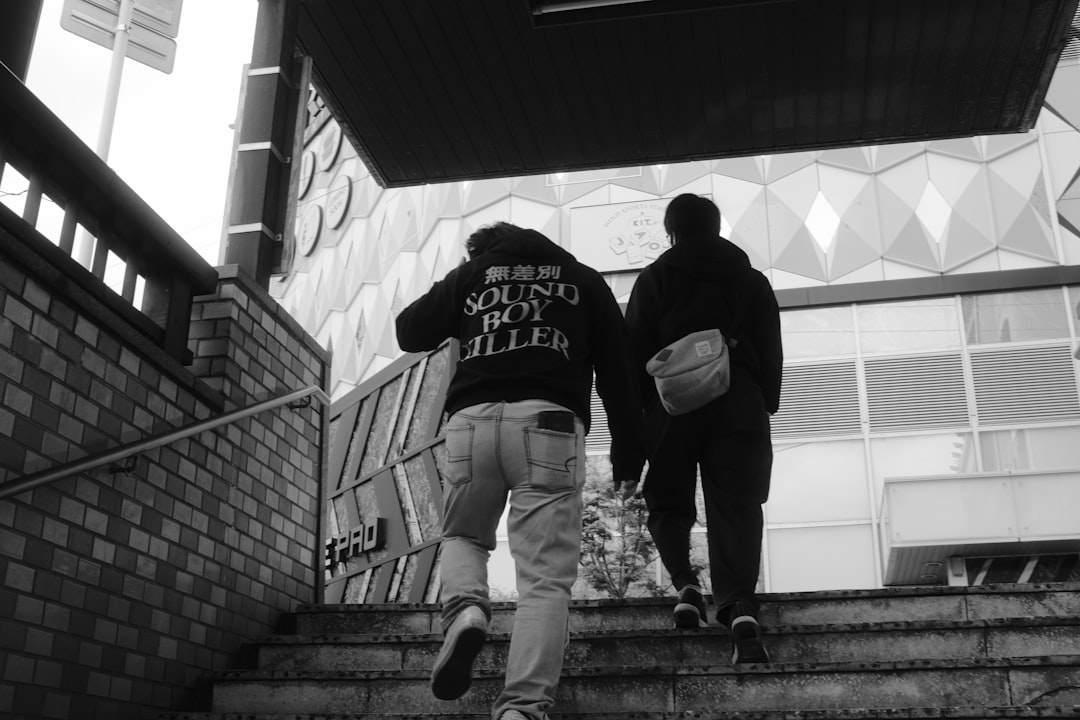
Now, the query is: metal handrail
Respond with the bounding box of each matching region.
[0,385,331,500]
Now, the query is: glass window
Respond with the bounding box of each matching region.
[781,306,856,359]
[980,426,1080,472]
[857,297,961,354]
[766,524,878,592]
[962,288,1068,345]
[869,433,977,507]
[769,440,870,524]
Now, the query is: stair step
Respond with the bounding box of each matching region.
[253,617,1080,672]
[206,656,1080,715]
[290,584,1080,636]
[162,708,1080,720]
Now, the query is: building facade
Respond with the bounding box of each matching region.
[272,59,1080,600]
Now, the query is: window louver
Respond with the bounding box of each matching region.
[772,361,861,438]
[971,344,1080,424]
[1061,9,1080,61]
[587,391,612,454]
[865,353,969,432]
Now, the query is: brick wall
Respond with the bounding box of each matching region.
[0,238,330,718]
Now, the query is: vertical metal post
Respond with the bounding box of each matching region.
[75,0,134,267]
[96,0,134,161]
[222,0,302,287]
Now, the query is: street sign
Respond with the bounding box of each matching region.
[83,0,183,38]
[61,0,180,74]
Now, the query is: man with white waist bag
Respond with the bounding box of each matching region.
[624,194,783,664]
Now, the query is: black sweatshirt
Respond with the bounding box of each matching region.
[395,228,646,483]
[624,233,783,418]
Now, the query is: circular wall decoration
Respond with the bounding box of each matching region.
[318,121,343,171]
[296,204,323,256]
[298,151,316,199]
[326,173,353,229]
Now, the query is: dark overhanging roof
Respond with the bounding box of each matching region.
[0,0,44,82]
[296,0,1080,189]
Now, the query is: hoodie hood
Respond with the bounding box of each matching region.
[659,233,751,281]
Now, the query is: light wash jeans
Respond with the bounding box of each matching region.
[440,400,585,720]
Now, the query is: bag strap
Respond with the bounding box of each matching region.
[724,275,751,347]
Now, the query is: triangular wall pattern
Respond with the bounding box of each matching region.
[272,68,1079,398]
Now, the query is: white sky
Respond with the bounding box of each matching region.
[24,0,260,264]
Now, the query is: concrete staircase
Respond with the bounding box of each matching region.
[164,583,1080,719]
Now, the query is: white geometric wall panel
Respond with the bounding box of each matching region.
[271,63,1080,401]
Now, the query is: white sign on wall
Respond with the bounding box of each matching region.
[569,199,670,273]
[326,173,353,229]
[296,205,323,257]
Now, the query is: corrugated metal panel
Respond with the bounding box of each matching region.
[865,353,968,432]
[591,361,863,449]
[884,546,951,585]
[589,343,1080,451]
[971,344,1080,424]
[1060,7,1080,60]
[771,361,861,438]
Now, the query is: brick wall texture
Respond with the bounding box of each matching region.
[0,251,330,719]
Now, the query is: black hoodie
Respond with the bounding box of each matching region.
[395,228,646,482]
[624,233,783,430]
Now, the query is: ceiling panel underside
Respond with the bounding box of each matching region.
[297,0,1080,188]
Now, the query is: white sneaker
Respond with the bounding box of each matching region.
[430,605,488,700]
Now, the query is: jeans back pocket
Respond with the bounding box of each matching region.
[444,424,475,487]
[524,427,579,491]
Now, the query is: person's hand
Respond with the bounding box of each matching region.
[615,478,639,502]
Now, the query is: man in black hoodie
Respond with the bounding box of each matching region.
[396,222,645,720]
[624,194,782,664]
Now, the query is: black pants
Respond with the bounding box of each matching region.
[642,408,772,621]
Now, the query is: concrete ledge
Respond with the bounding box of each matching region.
[292,583,1080,635]
[161,708,1080,720]
[207,656,1080,714]
[252,617,1080,673]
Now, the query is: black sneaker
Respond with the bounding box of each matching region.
[673,584,707,628]
[725,602,769,664]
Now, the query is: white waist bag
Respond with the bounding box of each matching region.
[646,329,733,416]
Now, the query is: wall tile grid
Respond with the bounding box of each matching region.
[0,252,329,718]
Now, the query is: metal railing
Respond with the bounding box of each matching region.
[0,385,331,501]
